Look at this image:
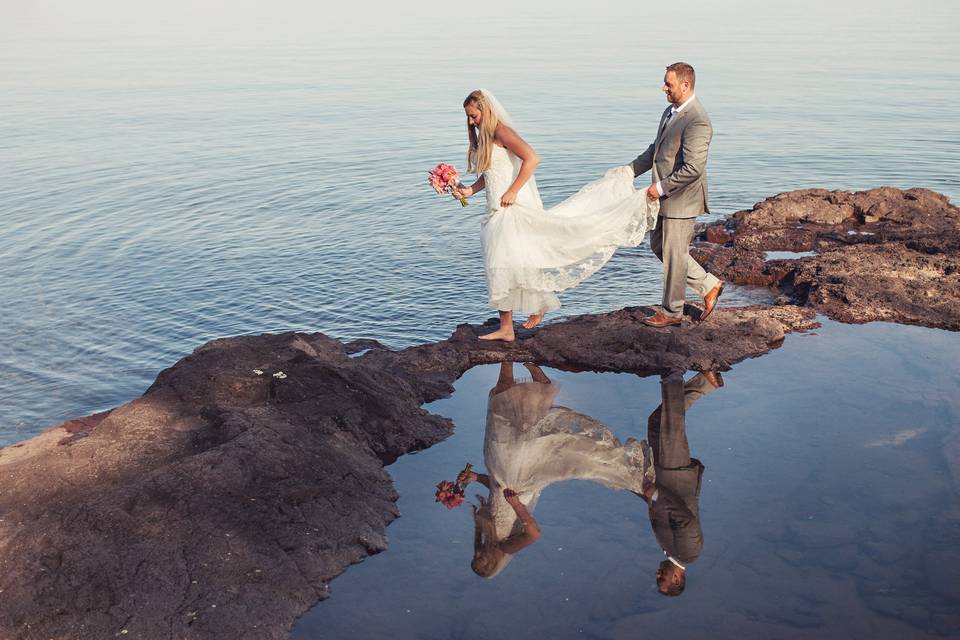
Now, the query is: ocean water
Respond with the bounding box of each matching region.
[1,0,958,442]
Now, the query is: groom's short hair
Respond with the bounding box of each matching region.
[666,62,696,90]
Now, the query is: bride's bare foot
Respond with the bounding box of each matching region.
[479,327,515,342]
[522,311,545,329]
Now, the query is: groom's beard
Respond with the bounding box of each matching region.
[666,89,688,105]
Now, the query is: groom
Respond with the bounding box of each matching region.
[640,371,722,595]
[629,62,724,327]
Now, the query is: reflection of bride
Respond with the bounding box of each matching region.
[458,362,655,578]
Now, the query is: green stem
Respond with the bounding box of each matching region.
[450,185,468,207]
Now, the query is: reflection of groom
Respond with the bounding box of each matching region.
[628,62,724,328]
[640,371,722,596]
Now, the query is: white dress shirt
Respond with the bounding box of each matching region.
[664,549,687,570]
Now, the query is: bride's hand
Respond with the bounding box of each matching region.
[456,469,477,485]
[500,190,518,208]
[451,184,472,200]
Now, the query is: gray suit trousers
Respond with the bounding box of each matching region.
[649,216,719,317]
[650,372,716,473]
[646,373,719,565]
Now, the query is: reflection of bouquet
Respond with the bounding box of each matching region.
[428,163,468,207]
[435,463,473,509]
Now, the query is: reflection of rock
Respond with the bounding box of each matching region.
[692,188,960,330]
[0,305,815,640]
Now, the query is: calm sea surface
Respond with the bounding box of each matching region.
[1,0,958,441]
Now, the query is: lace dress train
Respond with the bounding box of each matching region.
[480,145,658,314]
[476,379,655,578]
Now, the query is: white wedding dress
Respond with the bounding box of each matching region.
[477,378,655,577]
[480,144,659,314]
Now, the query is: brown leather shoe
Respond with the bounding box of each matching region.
[699,281,725,322]
[701,370,724,388]
[642,311,683,328]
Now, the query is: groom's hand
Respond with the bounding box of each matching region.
[646,184,660,200]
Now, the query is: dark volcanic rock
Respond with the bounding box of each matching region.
[0,305,815,640]
[692,188,960,330]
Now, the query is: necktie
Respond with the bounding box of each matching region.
[660,110,674,137]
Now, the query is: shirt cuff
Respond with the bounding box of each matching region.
[655,181,664,197]
[650,489,659,503]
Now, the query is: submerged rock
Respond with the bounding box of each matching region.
[0,304,814,640]
[692,188,960,330]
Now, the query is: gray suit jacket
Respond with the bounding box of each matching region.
[632,97,712,219]
[649,478,703,565]
[647,414,705,565]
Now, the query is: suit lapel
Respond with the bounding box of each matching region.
[662,104,691,137]
[655,108,672,142]
[660,97,698,140]
[652,99,697,181]
[652,107,672,180]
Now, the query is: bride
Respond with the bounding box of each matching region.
[457,362,655,578]
[452,89,658,342]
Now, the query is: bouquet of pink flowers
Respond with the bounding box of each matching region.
[435,463,473,509]
[428,163,468,207]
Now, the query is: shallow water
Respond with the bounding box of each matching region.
[766,250,818,260]
[1,1,959,442]
[292,318,960,639]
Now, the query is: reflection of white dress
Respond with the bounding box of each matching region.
[480,145,658,314]
[479,380,654,576]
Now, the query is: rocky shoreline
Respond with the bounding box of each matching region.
[0,187,955,639]
[692,187,960,330]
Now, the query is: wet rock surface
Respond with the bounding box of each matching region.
[0,305,815,640]
[691,188,960,330]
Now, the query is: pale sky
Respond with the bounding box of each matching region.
[4,0,957,48]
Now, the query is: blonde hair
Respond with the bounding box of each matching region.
[463,90,500,174]
[471,499,506,578]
